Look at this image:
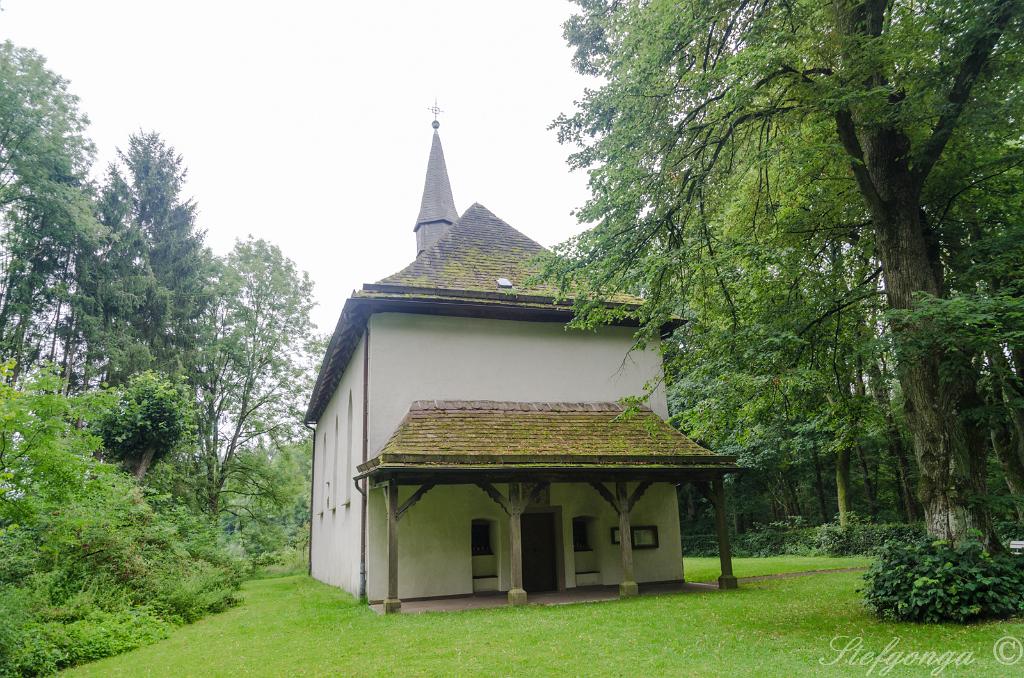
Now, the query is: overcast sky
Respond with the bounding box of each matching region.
[0,0,595,331]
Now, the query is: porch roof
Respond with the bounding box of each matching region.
[356,400,740,482]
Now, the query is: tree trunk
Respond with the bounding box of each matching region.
[992,426,1024,523]
[891,434,920,522]
[832,0,1012,552]
[989,349,1024,521]
[867,357,921,521]
[836,448,851,527]
[855,445,879,521]
[133,447,157,480]
[784,472,803,518]
[811,444,830,522]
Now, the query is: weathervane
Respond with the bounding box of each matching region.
[428,98,443,129]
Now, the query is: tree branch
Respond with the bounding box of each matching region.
[912,0,1017,187]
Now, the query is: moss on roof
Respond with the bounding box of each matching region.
[377,203,641,305]
[378,401,717,459]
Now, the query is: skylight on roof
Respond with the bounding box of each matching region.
[496,277,513,289]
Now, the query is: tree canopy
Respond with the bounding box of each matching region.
[550,0,1024,545]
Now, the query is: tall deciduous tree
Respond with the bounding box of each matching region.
[0,42,97,383]
[189,238,315,516]
[551,0,1023,546]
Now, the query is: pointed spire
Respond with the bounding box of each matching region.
[416,128,459,228]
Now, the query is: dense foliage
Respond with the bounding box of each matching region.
[97,371,194,480]
[863,538,1024,623]
[683,517,924,557]
[0,368,243,676]
[0,41,315,673]
[0,41,315,535]
[552,0,1024,548]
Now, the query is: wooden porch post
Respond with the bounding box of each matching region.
[383,480,401,613]
[507,483,528,606]
[712,476,737,589]
[615,482,639,597]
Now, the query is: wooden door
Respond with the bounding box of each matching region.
[521,512,557,592]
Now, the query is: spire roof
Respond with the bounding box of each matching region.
[415,130,459,229]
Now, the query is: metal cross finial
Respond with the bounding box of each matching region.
[428,99,443,129]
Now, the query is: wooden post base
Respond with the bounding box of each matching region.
[382,598,402,614]
[507,588,528,606]
[717,575,738,590]
[618,581,639,597]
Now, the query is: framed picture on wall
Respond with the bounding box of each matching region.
[610,525,659,549]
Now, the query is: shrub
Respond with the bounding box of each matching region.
[684,519,926,558]
[0,368,242,676]
[862,538,1024,623]
[0,480,242,676]
[814,521,925,556]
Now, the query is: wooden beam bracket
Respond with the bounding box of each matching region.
[396,483,436,520]
[476,482,511,515]
[589,480,652,515]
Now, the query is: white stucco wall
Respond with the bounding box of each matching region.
[367,482,683,601]
[313,311,679,601]
[309,335,365,596]
[366,313,669,458]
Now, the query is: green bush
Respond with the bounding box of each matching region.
[684,519,925,558]
[862,538,1024,623]
[0,481,242,676]
[0,367,242,676]
[814,521,925,556]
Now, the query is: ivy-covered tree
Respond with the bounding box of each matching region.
[97,370,194,480]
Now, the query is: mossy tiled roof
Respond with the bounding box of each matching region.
[375,202,642,307]
[376,400,719,460]
[379,203,558,296]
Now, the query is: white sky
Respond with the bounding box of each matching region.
[0,0,595,331]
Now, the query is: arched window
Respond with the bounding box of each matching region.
[321,431,329,513]
[331,415,339,511]
[572,516,594,551]
[345,392,353,504]
[471,518,498,592]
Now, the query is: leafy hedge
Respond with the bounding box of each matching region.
[0,475,243,676]
[863,538,1024,623]
[683,519,926,557]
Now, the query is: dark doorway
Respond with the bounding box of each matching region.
[521,512,557,592]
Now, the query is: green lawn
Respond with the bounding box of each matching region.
[65,557,1022,677]
[683,555,870,583]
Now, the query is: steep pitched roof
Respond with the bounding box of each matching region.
[380,202,555,295]
[415,130,459,228]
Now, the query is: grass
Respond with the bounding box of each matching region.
[683,555,871,583]
[64,557,1023,677]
